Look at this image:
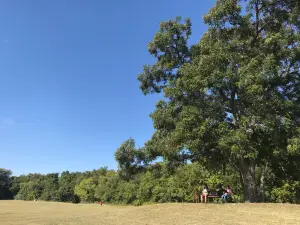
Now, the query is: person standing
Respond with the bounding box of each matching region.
[201,184,209,203]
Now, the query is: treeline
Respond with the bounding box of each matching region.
[1,150,299,205]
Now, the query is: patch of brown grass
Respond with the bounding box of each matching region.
[0,200,299,225]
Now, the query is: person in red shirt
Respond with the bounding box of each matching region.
[221,186,232,201]
[99,200,103,206]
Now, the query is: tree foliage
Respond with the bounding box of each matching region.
[0,168,13,199]
[138,0,300,202]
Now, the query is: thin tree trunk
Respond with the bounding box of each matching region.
[258,164,267,202]
[259,172,265,202]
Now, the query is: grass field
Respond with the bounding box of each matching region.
[1,201,300,225]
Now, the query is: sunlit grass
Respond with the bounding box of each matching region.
[0,200,299,225]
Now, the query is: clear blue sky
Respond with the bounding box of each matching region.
[0,0,215,175]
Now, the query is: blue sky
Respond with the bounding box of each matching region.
[0,0,215,175]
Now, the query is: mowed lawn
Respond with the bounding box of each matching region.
[0,201,300,225]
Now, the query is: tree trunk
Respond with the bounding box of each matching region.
[239,159,258,202]
[258,172,265,202]
[258,164,267,202]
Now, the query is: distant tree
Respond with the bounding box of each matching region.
[15,180,43,200]
[94,175,108,201]
[0,168,12,199]
[115,138,146,179]
[74,178,97,202]
[10,176,20,197]
[57,171,80,203]
[40,173,59,201]
[115,138,137,168]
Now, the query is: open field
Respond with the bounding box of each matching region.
[0,201,300,225]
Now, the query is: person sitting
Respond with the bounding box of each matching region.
[201,184,209,203]
[221,186,232,202]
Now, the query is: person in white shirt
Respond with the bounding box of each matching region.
[201,184,209,203]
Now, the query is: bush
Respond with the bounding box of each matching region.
[132,200,142,206]
[232,195,243,203]
[212,198,222,204]
[72,194,81,204]
[271,182,300,203]
[40,191,52,201]
[14,193,25,200]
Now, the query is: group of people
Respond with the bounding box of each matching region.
[199,184,232,203]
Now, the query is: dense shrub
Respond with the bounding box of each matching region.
[133,199,142,206]
[271,182,300,203]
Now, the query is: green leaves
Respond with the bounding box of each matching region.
[203,0,242,27]
[271,181,300,203]
[138,17,192,95]
[115,138,136,169]
[0,169,12,199]
[287,128,300,155]
[138,0,300,202]
[74,178,97,202]
[114,138,146,169]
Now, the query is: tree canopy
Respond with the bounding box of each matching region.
[138,0,300,202]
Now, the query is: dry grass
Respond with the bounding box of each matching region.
[0,200,300,225]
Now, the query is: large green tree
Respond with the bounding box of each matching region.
[138,0,300,202]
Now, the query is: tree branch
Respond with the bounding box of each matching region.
[218,88,230,102]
